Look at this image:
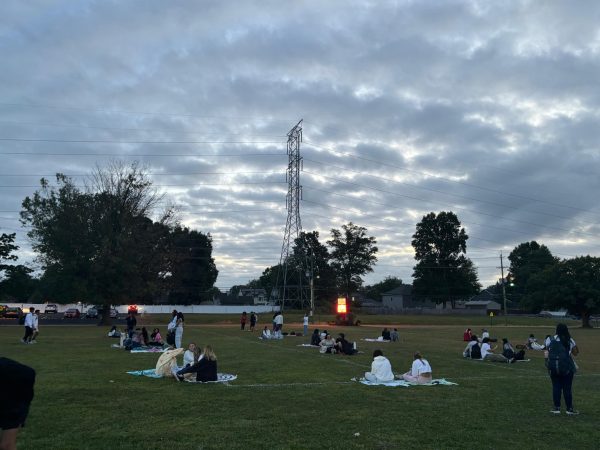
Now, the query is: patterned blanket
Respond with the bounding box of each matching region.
[127,369,237,383]
[356,378,457,387]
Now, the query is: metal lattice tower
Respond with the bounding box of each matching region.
[273,119,309,310]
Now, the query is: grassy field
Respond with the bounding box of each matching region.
[1,315,598,450]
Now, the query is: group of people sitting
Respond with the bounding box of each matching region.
[110,326,164,350]
[312,330,356,355]
[463,334,526,363]
[173,342,218,382]
[381,328,400,342]
[364,350,433,384]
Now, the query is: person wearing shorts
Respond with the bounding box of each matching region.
[0,357,36,450]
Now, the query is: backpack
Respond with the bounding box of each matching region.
[470,343,481,359]
[546,339,575,376]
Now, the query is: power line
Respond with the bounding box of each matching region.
[0,151,285,157]
[303,140,600,218]
[0,137,284,145]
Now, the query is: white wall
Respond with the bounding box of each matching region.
[3,303,279,315]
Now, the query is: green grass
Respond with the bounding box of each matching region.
[1,316,598,450]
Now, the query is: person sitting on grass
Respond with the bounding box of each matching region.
[402,352,433,384]
[481,337,510,363]
[141,327,150,346]
[319,334,337,354]
[463,328,473,341]
[311,329,321,346]
[108,326,121,338]
[260,326,272,340]
[364,350,394,382]
[334,333,356,355]
[183,343,200,367]
[390,328,399,342]
[148,328,163,347]
[381,328,391,341]
[527,334,545,350]
[176,345,218,382]
[463,335,480,358]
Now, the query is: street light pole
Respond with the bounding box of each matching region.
[500,253,508,326]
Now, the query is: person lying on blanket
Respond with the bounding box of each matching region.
[527,334,545,350]
[364,350,394,382]
[402,352,433,384]
[175,345,218,382]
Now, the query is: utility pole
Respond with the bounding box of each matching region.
[500,252,508,326]
[273,120,309,311]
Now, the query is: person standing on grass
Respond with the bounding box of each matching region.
[175,312,184,349]
[364,349,394,382]
[0,357,36,450]
[30,310,40,344]
[167,310,178,346]
[546,323,579,415]
[274,312,284,339]
[126,311,137,338]
[250,312,257,331]
[240,311,247,331]
[21,307,35,344]
[303,312,309,336]
[481,338,510,363]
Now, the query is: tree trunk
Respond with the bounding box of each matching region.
[99,304,112,326]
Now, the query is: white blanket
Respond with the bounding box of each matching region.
[362,338,390,342]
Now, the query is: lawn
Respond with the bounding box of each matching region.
[1,315,598,450]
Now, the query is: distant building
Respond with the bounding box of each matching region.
[381,285,436,311]
[238,288,270,305]
[463,300,502,315]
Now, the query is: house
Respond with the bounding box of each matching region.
[381,285,436,311]
[464,300,502,315]
[238,288,269,305]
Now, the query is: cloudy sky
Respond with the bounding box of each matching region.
[1,0,600,292]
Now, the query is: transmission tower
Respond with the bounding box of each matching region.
[273,119,309,311]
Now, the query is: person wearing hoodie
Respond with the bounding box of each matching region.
[364,349,394,382]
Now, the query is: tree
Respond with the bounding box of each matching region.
[508,241,558,305]
[0,233,37,301]
[327,222,378,298]
[20,163,179,322]
[527,256,600,328]
[167,227,218,305]
[411,211,480,308]
[0,233,19,274]
[362,276,403,301]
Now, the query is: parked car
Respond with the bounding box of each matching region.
[94,306,119,319]
[85,308,99,318]
[63,308,81,319]
[4,307,23,319]
[0,305,7,316]
[44,304,58,314]
[128,304,138,315]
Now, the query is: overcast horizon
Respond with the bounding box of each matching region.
[2,1,600,293]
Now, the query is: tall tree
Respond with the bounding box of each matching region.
[508,241,558,305]
[293,231,337,306]
[0,233,37,301]
[327,222,378,298]
[20,163,176,322]
[411,211,480,308]
[0,233,19,274]
[527,256,600,328]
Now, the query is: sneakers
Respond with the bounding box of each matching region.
[550,408,561,414]
[566,409,579,416]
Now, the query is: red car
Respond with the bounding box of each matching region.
[128,305,138,315]
[63,308,81,319]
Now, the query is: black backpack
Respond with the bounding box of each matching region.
[470,343,482,359]
[546,339,574,376]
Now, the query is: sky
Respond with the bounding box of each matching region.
[1,0,600,293]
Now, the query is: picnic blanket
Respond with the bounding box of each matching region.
[127,369,237,383]
[130,347,168,353]
[296,344,319,347]
[355,377,457,387]
[362,338,390,342]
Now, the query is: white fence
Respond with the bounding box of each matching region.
[3,303,280,315]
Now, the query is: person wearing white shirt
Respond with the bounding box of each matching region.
[22,307,35,344]
[30,310,40,343]
[481,338,510,363]
[175,312,184,349]
[183,343,199,367]
[274,313,284,339]
[364,350,394,382]
[402,352,433,384]
[481,329,490,340]
[260,326,272,340]
[303,313,309,336]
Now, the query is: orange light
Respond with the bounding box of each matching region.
[337,297,347,314]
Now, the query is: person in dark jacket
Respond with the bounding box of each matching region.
[0,357,36,450]
[176,345,218,382]
[310,329,321,346]
[381,328,391,341]
[335,333,355,355]
[126,312,137,338]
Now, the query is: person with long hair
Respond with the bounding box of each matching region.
[175,312,184,349]
[176,345,218,382]
[402,352,433,384]
[546,323,579,415]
